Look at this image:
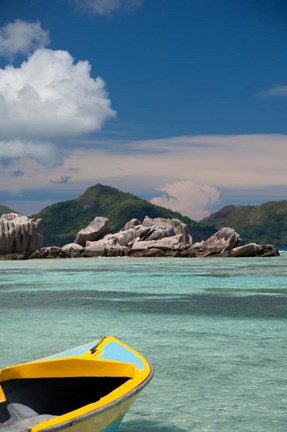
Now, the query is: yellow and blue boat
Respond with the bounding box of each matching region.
[0,336,153,432]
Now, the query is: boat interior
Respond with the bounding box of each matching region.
[0,376,130,431]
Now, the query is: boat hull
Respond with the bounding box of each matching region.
[49,394,137,432]
[0,337,153,432]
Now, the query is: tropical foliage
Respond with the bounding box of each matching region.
[202,202,287,246]
[32,184,214,246]
[0,205,16,216]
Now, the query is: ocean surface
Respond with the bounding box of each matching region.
[0,253,287,432]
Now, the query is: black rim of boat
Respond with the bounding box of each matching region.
[39,363,154,432]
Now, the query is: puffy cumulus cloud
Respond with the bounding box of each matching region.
[73,0,144,15]
[0,20,50,59]
[0,140,62,168]
[0,48,116,142]
[0,44,115,167]
[150,180,220,220]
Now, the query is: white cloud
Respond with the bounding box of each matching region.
[0,48,116,141]
[0,20,50,59]
[0,46,116,167]
[0,140,62,168]
[1,133,287,217]
[72,134,285,181]
[73,0,144,15]
[257,85,287,98]
[150,180,220,220]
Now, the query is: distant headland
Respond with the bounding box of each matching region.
[0,183,282,259]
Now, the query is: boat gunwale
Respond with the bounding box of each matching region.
[33,363,154,432]
[1,337,153,432]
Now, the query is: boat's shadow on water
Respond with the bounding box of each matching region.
[120,420,186,431]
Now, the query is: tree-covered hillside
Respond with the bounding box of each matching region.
[202,201,287,246]
[0,205,16,216]
[3,186,286,246]
[33,184,215,246]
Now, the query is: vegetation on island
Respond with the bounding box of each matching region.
[0,205,16,216]
[32,184,215,246]
[2,185,286,247]
[202,202,287,246]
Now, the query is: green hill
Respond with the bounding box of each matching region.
[4,186,287,246]
[33,183,215,246]
[0,205,17,216]
[202,201,287,246]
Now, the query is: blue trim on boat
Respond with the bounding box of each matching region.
[39,339,145,371]
[40,342,97,360]
[102,417,124,432]
[100,342,145,370]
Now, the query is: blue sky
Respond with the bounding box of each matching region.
[0,0,286,219]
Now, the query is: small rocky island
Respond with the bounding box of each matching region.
[0,213,279,259]
[0,213,43,259]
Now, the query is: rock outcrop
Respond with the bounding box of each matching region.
[230,243,279,257]
[30,246,66,259]
[70,216,191,258]
[0,213,43,254]
[83,237,127,257]
[74,217,110,246]
[57,216,278,258]
[61,243,84,258]
[191,227,241,257]
[22,215,279,259]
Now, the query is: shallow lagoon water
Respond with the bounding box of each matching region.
[0,254,287,431]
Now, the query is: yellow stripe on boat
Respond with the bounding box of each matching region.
[0,336,153,432]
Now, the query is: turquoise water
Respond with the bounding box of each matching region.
[0,254,287,431]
